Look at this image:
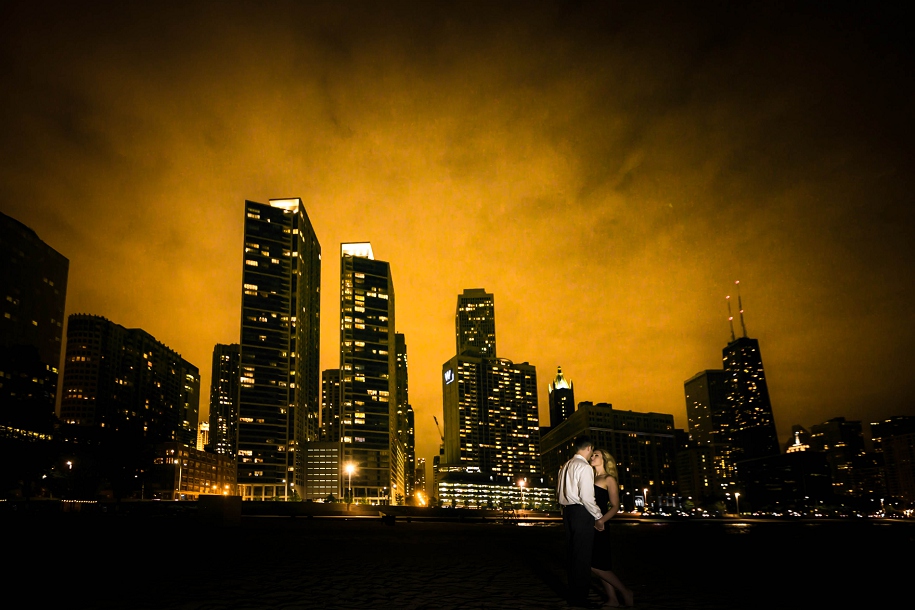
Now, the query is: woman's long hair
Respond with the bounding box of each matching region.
[596,449,619,481]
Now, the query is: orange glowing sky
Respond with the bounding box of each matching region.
[2,2,913,471]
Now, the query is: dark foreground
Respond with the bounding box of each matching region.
[6,513,912,609]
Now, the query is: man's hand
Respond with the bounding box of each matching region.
[594,520,605,531]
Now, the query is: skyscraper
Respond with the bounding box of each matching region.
[456,288,496,357]
[339,242,397,503]
[684,369,736,494]
[208,343,240,458]
[395,333,415,500]
[414,457,426,497]
[442,353,541,476]
[0,211,68,432]
[442,289,540,479]
[237,198,321,501]
[548,366,575,427]
[723,336,780,462]
[719,287,779,463]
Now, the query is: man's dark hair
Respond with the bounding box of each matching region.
[573,435,593,452]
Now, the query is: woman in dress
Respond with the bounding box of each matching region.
[589,449,634,607]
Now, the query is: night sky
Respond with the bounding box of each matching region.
[2,1,913,470]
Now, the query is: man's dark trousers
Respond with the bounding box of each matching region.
[563,503,594,605]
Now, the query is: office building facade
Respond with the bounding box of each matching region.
[339,242,397,503]
[442,353,541,477]
[152,442,236,500]
[237,198,321,501]
[414,457,426,498]
[321,368,342,442]
[208,343,240,457]
[684,369,737,495]
[60,314,200,445]
[0,211,69,432]
[456,288,496,357]
[540,402,679,510]
[395,333,415,500]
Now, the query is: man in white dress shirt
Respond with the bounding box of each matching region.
[557,435,604,608]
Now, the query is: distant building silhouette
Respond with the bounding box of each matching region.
[414,457,426,498]
[881,429,915,505]
[395,333,415,501]
[684,370,737,497]
[456,288,496,357]
[735,450,831,512]
[548,366,575,427]
[540,402,679,511]
[0,211,68,433]
[237,198,321,501]
[60,314,200,445]
[809,417,866,496]
[869,416,915,453]
[208,343,239,458]
[785,425,812,453]
[683,287,780,507]
[339,242,398,503]
[723,336,780,462]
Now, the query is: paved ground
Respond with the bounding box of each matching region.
[7,512,912,609]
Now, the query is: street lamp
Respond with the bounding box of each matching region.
[175,457,183,501]
[643,488,649,513]
[519,480,526,511]
[735,492,741,516]
[344,462,355,510]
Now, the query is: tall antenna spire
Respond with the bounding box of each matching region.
[726,295,736,342]
[736,280,748,338]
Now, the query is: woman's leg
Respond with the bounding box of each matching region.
[591,568,633,607]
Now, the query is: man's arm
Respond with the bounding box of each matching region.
[576,462,603,520]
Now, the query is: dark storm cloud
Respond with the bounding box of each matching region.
[1,1,913,465]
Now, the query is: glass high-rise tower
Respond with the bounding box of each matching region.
[723,336,779,462]
[237,198,321,501]
[684,369,737,494]
[443,289,540,477]
[339,242,397,503]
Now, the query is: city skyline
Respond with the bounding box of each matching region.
[2,2,913,472]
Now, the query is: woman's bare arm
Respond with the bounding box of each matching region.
[598,477,621,524]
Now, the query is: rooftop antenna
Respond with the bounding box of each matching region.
[736,280,748,338]
[726,295,736,342]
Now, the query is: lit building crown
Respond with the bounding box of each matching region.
[549,366,572,392]
[341,242,375,260]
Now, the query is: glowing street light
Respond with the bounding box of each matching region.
[735,492,741,516]
[519,480,526,510]
[344,462,355,510]
[643,488,649,513]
